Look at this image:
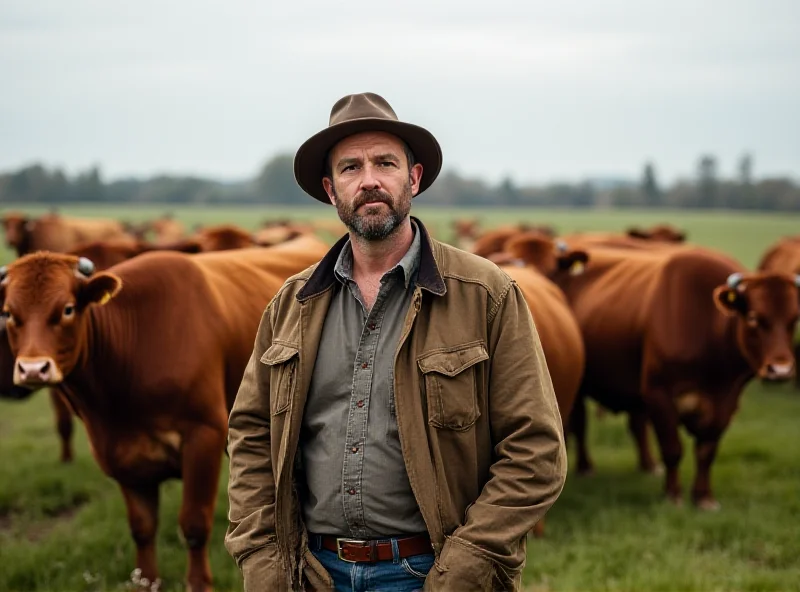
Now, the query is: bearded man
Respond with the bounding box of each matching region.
[225,92,567,592]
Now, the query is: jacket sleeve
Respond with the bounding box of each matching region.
[426,281,567,590]
[224,303,285,586]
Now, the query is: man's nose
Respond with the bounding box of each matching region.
[359,164,381,190]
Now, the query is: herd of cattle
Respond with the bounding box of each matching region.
[1,210,799,590]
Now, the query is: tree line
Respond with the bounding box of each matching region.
[1,153,798,211]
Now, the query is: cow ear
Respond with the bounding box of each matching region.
[558,251,589,275]
[627,228,649,240]
[79,272,122,308]
[713,286,747,316]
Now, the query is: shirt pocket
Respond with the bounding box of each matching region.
[417,342,489,431]
[259,343,299,416]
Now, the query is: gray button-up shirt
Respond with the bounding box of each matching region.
[299,223,427,538]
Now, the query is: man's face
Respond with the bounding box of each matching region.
[323,132,423,241]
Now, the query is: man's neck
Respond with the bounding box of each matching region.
[350,218,414,278]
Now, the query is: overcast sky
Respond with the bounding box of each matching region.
[1,0,797,186]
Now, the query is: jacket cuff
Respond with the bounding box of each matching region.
[423,536,521,592]
[240,543,288,592]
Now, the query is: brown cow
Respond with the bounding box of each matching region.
[626,223,687,242]
[147,214,187,245]
[0,235,329,590]
[499,233,588,537]
[470,224,558,260]
[758,236,800,386]
[1,212,135,257]
[0,238,206,464]
[553,246,800,509]
[190,224,256,251]
[71,239,202,271]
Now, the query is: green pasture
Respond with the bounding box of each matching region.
[1,205,799,591]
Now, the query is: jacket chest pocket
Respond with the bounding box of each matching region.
[418,342,488,431]
[260,343,299,416]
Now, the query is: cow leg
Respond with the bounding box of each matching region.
[570,396,594,475]
[692,438,721,511]
[179,425,225,592]
[49,389,74,463]
[628,410,658,473]
[121,483,160,587]
[643,392,683,504]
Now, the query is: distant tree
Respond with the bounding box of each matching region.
[498,176,519,206]
[255,154,308,205]
[696,155,718,208]
[640,162,661,206]
[738,153,753,185]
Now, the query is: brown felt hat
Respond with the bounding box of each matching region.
[294,92,443,204]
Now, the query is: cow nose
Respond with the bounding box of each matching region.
[761,362,795,382]
[14,357,61,385]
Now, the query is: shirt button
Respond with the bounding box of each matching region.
[356,400,364,408]
[348,488,356,495]
[361,362,368,369]
[351,446,359,453]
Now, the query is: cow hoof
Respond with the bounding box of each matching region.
[666,494,683,507]
[695,498,721,512]
[641,463,664,476]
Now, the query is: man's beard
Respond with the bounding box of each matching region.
[335,182,412,241]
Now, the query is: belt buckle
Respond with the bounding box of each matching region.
[336,538,365,563]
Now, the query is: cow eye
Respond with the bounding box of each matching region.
[746,313,760,329]
[2,311,16,326]
[63,304,75,319]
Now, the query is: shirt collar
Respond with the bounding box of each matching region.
[334,220,421,289]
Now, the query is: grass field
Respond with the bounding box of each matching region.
[1,205,799,591]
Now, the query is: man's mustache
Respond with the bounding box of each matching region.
[354,190,393,209]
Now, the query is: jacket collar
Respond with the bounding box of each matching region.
[296,216,446,302]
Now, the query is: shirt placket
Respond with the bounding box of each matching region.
[341,275,395,538]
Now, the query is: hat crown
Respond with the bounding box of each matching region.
[329,92,398,126]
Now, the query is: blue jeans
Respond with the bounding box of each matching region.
[309,535,434,592]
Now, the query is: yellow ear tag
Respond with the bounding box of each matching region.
[99,292,111,306]
[570,261,585,276]
[727,291,737,303]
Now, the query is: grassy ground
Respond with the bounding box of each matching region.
[1,205,799,591]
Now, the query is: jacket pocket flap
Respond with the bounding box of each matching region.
[260,343,299,365]
[418,343,488,377]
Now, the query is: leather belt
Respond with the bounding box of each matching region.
[318,533,433,563]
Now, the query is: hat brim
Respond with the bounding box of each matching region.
[294,118,443,204]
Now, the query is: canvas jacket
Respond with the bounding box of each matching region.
[225,217,567,591]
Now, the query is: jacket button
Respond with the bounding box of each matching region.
[348,488,356,495]
[351,446,359,453]
[356,400,364,408]
[361,362,368,369]
[368,323,376,330]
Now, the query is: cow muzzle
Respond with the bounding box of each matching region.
[759,361,795,382]
[14,357,63,386]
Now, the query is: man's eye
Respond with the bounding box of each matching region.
[379,161,395,167]
[342,165,357,173]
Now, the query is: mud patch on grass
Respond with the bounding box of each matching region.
[0,492,91,542]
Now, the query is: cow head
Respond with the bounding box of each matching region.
[504,232,589,278]
[1,213,32,251]
[714,272,800,381]
[0,253,122,387]
[627,224,686,243]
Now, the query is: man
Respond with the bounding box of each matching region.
[225,92,567,591]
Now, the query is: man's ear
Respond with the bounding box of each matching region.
[79,272,122,308]
[409,163,423,197]
[713,285,748,317]
[322,177,337,206]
